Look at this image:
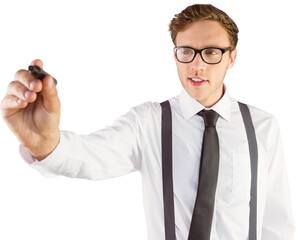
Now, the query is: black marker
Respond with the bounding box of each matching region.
[28,65,57,86]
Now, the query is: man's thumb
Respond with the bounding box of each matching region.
[41,74,60,114]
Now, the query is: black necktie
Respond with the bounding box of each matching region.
[188,109,220,240]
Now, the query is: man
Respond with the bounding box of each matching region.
[1,3,295,240]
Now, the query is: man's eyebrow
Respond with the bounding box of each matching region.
[177,45,228,49]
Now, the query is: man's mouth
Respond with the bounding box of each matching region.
[191,78,204,82]
[188,77,207,86]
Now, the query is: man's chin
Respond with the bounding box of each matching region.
[187,89,206,102]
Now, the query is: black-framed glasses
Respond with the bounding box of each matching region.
[174,46,232,64]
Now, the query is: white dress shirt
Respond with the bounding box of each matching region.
[20,85,295,240]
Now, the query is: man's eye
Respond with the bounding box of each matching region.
[182,50,191,55]
[204,49,219,55]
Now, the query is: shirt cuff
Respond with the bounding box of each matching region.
[19,133,64,177]
[19,135,61,164]
[19,144,37,164]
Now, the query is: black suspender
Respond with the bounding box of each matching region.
[160,100,258,240]
[161,100,176,240]
[238,102,258,240]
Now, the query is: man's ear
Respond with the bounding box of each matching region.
[228,49,237,70]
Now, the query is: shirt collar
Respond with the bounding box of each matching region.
[179,84,231,122]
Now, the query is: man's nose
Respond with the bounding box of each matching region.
[190,53,206,70]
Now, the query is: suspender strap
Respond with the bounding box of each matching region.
[160,100,176,240]
[160,100,258,240]
[238,101,258,240]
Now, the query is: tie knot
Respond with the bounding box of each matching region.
[197,109,219,127]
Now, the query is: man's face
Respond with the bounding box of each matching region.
[174,20,237,107]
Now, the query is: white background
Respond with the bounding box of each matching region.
[0,0,295,239]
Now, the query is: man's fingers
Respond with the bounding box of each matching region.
[30,59,43,69]
[14,69,34,89]
[1,94,28,118]
[14,69,43,92]
[14,59,45,92]
[7,81,38,103]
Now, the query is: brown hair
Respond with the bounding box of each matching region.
[169,4,239,49]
